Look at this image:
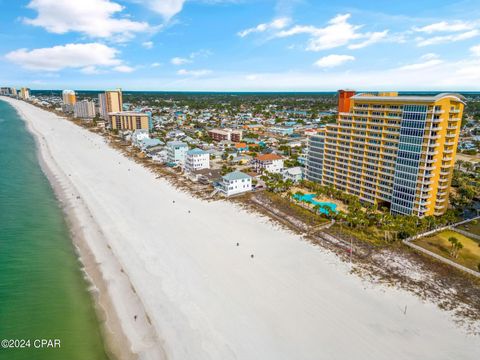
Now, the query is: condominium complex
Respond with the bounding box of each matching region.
[208,128,242,142]
[20,87,30,100]
[0,87,17,96]
[108,111,152,131]
[74,100,96,119]
[62,89,76,105]
[306,90,465,217]
[99,89,123,119]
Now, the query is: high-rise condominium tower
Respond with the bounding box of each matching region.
[62,89,76,105]
[305,91,465,217]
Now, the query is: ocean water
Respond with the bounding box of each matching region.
[0,100,108,360]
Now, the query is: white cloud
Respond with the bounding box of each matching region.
[470,44,480,56]
[314,54,355,68]
[81,66,103,74]
[5,43,127,72]
[348,30,389,49]
[238,17,290,37]
[143,0,186,21]
[170,50,211,65]
[151,62,162,67]
[416,29,479,46]
[24,0,150,41]
[151,57,480,91]
[171,57,191,65]
[177,69,212,76]
[413,21,475,33]
[275,14,388,51]
[114,65,135,73]
[398,53,443,70]
[142,41,154,49]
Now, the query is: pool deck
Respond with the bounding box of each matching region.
[290,187,347,213]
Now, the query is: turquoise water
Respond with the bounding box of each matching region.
[0,100,108,360]
[293,193,337,214]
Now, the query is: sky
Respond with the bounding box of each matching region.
[1,0,480,91]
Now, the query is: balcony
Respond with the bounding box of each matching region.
[443,157,453,162]
[419,165,436,171]
[450,109,461,114]
[445,133,456,139]
[449,117,460,121]
[428,109,444,114]
[435,204,446,210]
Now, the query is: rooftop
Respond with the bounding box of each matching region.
[351,92,466,104]
[187,148,208,155]
[223,171,251,181]
[255,153,284,161]
[167,141,188,147]
[108,111,150,116]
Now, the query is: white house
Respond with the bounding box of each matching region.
[253,153,284,173]
[282,166,303,183]
[132,129,149,146]
[185,148,210,173]
[216,171,252,197]
[166,141,188,165]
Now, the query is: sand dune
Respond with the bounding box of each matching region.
[4,97,479,360]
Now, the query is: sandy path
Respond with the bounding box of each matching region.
[3,97,479,360]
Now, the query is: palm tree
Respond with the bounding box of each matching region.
[448,236,463,258]
[456,160,465,171]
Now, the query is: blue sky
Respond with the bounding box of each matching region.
[1,0,480,91]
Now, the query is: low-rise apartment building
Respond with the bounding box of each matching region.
[109,112,152,131]
[208,128,242,142]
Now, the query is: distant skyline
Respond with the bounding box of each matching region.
[1,0,480,91]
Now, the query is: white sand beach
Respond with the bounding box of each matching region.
[3,97,479,360]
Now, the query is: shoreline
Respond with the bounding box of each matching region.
[2,96,478,359]
[2,97,166,360]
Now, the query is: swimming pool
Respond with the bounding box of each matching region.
[292,193,337,214]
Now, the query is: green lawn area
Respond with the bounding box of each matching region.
[414,230,480,272]
[456,219,480,237]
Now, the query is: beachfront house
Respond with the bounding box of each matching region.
[185,148,210,173]
[216,171,252,197]
[132,129,149,146]
[282,166,303,183]
[166,141,188,166]
[253,153,284,174]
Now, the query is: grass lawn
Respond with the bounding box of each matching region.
[456,219,480,237]
[414,230,480,272]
